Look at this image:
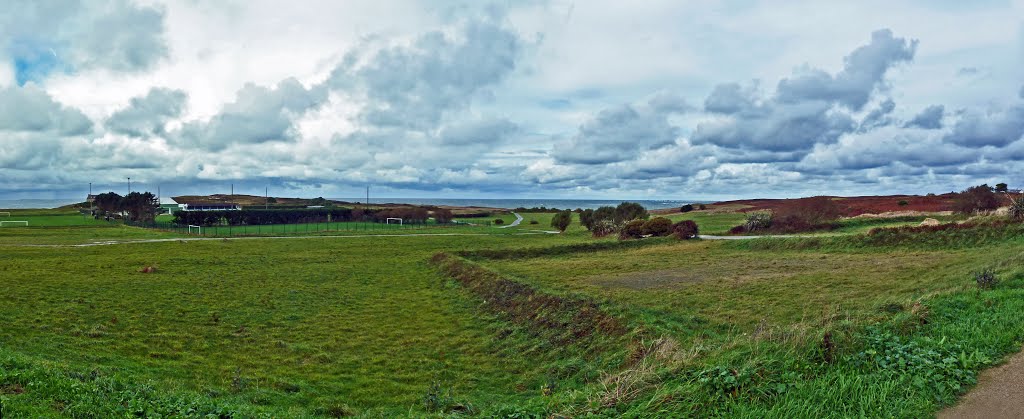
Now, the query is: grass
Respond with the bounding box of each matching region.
[3,212,1024,416]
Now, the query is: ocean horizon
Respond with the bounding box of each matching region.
[0,197,705,210]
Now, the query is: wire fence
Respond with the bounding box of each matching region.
[126,219,492,237]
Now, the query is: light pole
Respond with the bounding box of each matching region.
[127,177,131,194]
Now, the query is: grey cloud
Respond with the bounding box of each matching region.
[704,82,757,114]
[859,98,895,131]
[0,84,92,135]
[776,29,917,111]
[944,105,1024,147]
[646,91,690,114]
[0,0,169,74]
[106,87,187,137]
[173,78,326,151]
[957,67,979,76]
[552,104,679,164]
[439,118,518,146]
[330,18,521,131]
[691,100,855,152]
[904,105,944,129]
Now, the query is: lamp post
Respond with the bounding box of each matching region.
[127,177,131,194]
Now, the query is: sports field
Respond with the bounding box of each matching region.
[1,208,1023,416]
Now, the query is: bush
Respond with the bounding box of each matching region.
[679,204,694,213]
[591,220,616,237]
[494,218,505,225]
[743,212,772,232]
[699,204,707,210]
[1009,195,1024,219]
[898,200,909,206]
[618,220,645,240]
[529,220,539,225]
[729,225,747,234]
[672,220,699,239]
[954,184,999,214]
[975,269,998,290]
[614,202,649,225]
[641,217,673,237]
[579,209,596,230]
[432,208,454,224]
[550,210,572,232]
[996,183,1009,192]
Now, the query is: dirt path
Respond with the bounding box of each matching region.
[938,348,1024,418]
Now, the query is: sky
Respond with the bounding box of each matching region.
[0,0,1022,201]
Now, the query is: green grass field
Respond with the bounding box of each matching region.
[2,210,1023,416]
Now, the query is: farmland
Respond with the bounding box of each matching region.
[1,206,1023,417]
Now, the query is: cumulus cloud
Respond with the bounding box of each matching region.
[552,103,680,164]
[904,105,944,129]
[704,82,759,114]
[106,87,187,137]
[328,17,522,131]
[0,0,168,81]
[691,100,855,152]
[0,84,92,135]
[858,98,896,132]
[776,29,917,111]
[944,104,1024,148]
[173,78,326,151]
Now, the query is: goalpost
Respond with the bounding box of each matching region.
[0,221,28,227]
[386,217,403,226]
[188,225,202,234]
[0,212,10,217]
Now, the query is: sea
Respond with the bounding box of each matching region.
[0,198,702,211]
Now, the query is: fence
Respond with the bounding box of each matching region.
[126,219,491,237]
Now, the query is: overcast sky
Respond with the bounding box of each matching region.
[1,0,1022,200]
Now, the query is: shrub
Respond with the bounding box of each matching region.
[641,217,673,236]
[529,220,539,225]
[672,220,699,240]
[591,220,616,237]
[953,184,999,214]
[898,200,909,206]
[494,218,505,225]
[1007,194,1024,219]
[550,210,573,232]
[729,225,746,234]
[619,220,645,240]
[996,182,1009,192]
[744,212,772,232]
[432,208,454,224]
[614,202,649,225]
[975,268,998,290]
[579,209,596,230]
[699,204,707,210]
[679,204,694,213]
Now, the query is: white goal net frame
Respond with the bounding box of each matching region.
[386,217,403,225]
[0,212,10,217]
[0,221,28,227]
[188,225,202,234]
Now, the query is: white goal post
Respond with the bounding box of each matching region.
[0,221,28,227]
[0,212,10,217]
[386,217,403,225]
[188,225,202,234]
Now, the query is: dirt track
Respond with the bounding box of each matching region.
[939,349,1024,418]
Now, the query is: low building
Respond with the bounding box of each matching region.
[176,202,242,211]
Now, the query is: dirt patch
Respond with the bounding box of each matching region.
[920,218,940,226]
[1,383,25,394]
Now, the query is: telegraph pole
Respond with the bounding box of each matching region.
[127,177,131,194]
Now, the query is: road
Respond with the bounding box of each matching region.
[498,212,524,228]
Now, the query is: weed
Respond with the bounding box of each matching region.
[975,268,999,290]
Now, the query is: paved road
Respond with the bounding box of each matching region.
[498,212,524,228]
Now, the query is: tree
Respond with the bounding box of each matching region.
[953,184,999,214]
[996,183,1009,192]
[551,210,572,232]
[93,192,123,217]
[613,202,649,225]
[121,192,160,222]
[679,204,694,213]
